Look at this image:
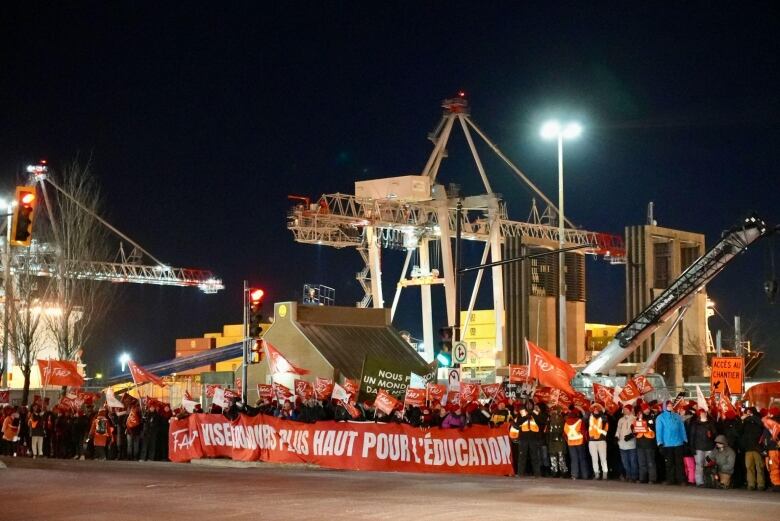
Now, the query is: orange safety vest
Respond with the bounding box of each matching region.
[521,416,539,432]
[633,419,655,439]
[565,419,584,446]
[589,416,608,440]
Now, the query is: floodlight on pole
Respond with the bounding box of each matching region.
[540,119,582,363]
[119,352,131,372]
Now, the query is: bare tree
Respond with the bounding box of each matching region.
[41,157,116,363]
[8,249,53,405]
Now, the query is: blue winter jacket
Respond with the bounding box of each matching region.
[655,409,688,448]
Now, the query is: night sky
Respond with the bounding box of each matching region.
[1,3,778,377]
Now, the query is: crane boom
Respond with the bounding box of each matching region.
[582,215,767,375]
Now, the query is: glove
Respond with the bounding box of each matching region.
[624,433,635,441]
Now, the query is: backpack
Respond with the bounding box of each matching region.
[95,417,108,435]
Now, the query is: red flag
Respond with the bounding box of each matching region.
[256,384,273,399]
[633,375,654,395]
[314,378,334,401]
[127,360,166,387]
[263,341,309,376]
[224,388,240,400]
[342,400,361,419]
[525,339,575,395]
[593,383,616,406]
[533,386,555,404]
[205,384,220,398]
[426,383,446,404]
[718,380,739,417]
[0,389,9,403]
[374,389,401,415]
[509,364,530,383]
[342,379,359,403]
[404,387,426,407]
[37,359,84,388]
[294,379,314,400]
[272,382,293,401]
[459,383,481,405]
[481,383,501,400]
[445,390,461,407]
[571,391,590,412]
[183,390,193,401]
[618,379,641,402]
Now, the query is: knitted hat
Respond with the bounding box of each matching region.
[697,408,707,415]
[622,404,633,413]
[714,434,728,445]
[768,406,780,417]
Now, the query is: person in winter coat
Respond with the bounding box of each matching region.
[616,404,638,482]
[441,407,466,429]
[655,400,688,485]
[140,405,161,461]
[512,403,545,477]
[564,407,589,480]
[27,404,46,458]
[1,410,20,456]
[546,405,569,478]
[687,409,717,487]
[125,405,142,460]
[739,407,765,490]
[633,404,658,483]
[588,403,610,480]
[762,406,780,491]
[89,409,112,460]
[710,434,736,488]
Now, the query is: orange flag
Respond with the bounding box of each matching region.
[404,387,426,407]
[127,360,166,387]
[593,383,619,413]
[264,340,309,376]
[294,379,313,400]
[525,339,575,395]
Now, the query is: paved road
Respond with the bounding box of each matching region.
[1,457,777,521]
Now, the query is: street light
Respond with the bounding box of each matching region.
[541,119,582,362]
[119,352,131,372]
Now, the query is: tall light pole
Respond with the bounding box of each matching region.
[119,352,131,372]
[541,120,582,362]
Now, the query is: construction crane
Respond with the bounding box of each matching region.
[1,163,223,293]
[582,215,767,375]
[288,94,624,361]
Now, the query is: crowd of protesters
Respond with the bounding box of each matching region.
[192,392,780,492]
[1,399,173,462]
[3,391,779,493]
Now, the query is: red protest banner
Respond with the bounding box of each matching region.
[257,384,273,399]
[37,359,84,388]
[168,413,514,476]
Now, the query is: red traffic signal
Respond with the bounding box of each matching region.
[250,288,265,303]
[10,186,38,247]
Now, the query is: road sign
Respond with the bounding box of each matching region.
[453,341,467,364]
[710,356,744,394]
[448,368,460,390]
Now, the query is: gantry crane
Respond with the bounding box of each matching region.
[1,163,223,292]
[288,95,623,362]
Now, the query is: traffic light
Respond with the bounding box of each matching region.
[249,288,265,337]
[10,186,37,247]
[435,326,453,367]
[249,339,263,364]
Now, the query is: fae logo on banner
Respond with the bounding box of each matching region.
[711,356,744,394]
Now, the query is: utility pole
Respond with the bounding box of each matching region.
[241,280,249,403]
[454,200,462,344]
[2,210,11,388]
